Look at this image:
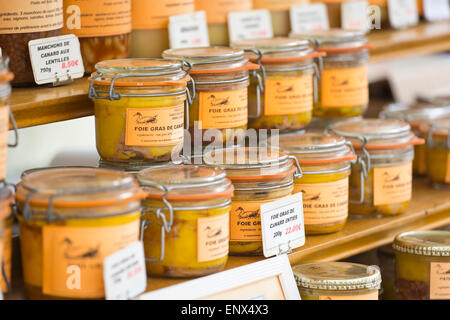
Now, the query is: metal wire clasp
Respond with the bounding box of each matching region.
[8,107,18,148]
[289,155,303,179]
[245,49,265,119]
[349,137,371,205]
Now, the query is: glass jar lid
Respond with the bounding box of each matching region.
[420,118,450,138]
[290,29,368,50]
[393,231,450,257]
[380,104,450,129]
[292,262,382,291]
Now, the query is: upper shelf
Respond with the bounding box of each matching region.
[8,20,450,129]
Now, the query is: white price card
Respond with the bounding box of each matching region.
[28,34,84,85]
[261,193,305,258]
[423,0,450,22]
[103,241,147,300]
[341,1,369,32]
[387,0,419,29]
[169,11,210,49]
[290,3,330,33]
[228,9,273,43]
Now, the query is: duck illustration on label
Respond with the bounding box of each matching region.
[208,95,230,107]
[62,238,100,260]
[235,206,260,220]
[133,112,158,124]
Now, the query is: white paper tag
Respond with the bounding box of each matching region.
[290,3,330,33]
[388,0,419,29]
[28,34,84,85]
[423,0,450,22]
[169,11,210,49]
[341,1,369,32]
[228,9,273,43]
[103,241,147,300]
[261,193,305,258]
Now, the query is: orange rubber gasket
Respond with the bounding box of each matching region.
[189,62,260,75]
[144,184,234,201]
[317,43,374,53]
[91,73,191,87]
[296,154,357,165]
[418,123,449,138]
[228,165,296,182]
[259,51,326,64]
[352,136,425,150]
[0,72,14,84]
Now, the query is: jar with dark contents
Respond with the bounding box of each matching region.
[393,231,450,300]
[62,0,131,74]
[203,147,300,256]
[0,1,63,86]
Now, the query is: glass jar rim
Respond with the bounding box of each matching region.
[381,104,450,126]
[290,29,368,50]
[419,118,450,138]
[393,231,450,256]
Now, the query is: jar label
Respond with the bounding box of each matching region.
[0,1,63,34]
[0,106,8,180]
[294,178,349,226]
[0,224,12,293]
[198,89,248,129]
[230,200,274,242]
[42,219,140,298]
[430,262,450,300]
[125,105,184,147]
[62,0,131,37]
[264,76,313,116]
[446,151,450,183]
[253,0,308,11]
[373,162,412,206]
[132,0,195,30]
[196,0,252,24]
[197,214,229,263]
[321,66,369,108]
[319,291,378,300]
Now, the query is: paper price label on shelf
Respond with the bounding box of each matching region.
[261,193,305,258]
[387,0,419,29]
[169,11,210,49]
[103,241,147,300]
[423,0,450,22]
[28,34,84,86]
[341,1,369,32]
[290,4,330,33]
[228,9,273,43]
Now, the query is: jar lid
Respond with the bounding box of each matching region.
[393,231,450,257]
[98,159,179,175]
[419,118,450,138]
[293,262,382,291]
[290,29,368,51]
[380,104,450,129]
[137,165,234,201]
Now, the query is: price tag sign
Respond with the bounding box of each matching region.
[341,1,369,32]
[290,3,330,33]
[423,0,450,22]
[169,11,210,49]
[103,241,147,300]
[388,0,419,29]
[28,34,84,85]
[228,9,273,43]
[261,193,305,258]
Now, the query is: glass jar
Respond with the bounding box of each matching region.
[0,0,63,86]
[0,185,13,294]
[62,0,131,74]
[138,165,234,278]
[232,38,322,131]
[89,58,191,165]
[393,231,450,300]
[203,147,299,256]
[420,119,450,189]
[163,47,258,147]
[290,29,370,119]
[274,132,356,235]
[293,262,382,300]
[15,167,146,299]
[332,119,423,217]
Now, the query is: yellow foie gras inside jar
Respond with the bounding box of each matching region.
[203,147,297,256]
[162,47,258,147]
[232,38,323,131]
[89,58,190,165]
[332,119,424,217]
[290,29,370,119]
[293,262,382,300]
[0,186,14,294]
[16,167,146,300]
[138,165,234,278]
[275,132,356,235]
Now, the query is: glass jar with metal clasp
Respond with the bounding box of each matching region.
[0,184,14,295]
[331,119,424,217]
[231,38,324,131]
[138,165,234,278]
[203,147,302,256]
[88,58,194,166]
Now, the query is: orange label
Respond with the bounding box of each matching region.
[253,0,308,11]
[0,224,12,293]
[198,89,248,129]
[132,0,195,30]
[0,0,63,34]
[373,162,412,206]
[430,262,450,300]
[264,76,313,116]
[0,107,8,180]
[321,66,369,108]
[62,0,131,37]
[446,151,450,184]
[125,105,184,147]
[197,214,229,263]
[42,220,139,298]
[294,178,349,226]
[195,0,252,24]
[319,291,378,300]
